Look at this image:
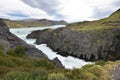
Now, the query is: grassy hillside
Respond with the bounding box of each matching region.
[67,9,120,31]
[2,19,67,28]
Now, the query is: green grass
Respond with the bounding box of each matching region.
[67,9,120,31]
[0,44,120,80]
[70,20,120,31]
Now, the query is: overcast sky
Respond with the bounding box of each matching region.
[0,0,120,22]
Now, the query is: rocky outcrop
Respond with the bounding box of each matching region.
[27,28,120,61]
[27,9,120,61]
[112,65,120,80]
[0,19,47,59]
[27,29,54,44]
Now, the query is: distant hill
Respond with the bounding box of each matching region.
[2,18,67,28]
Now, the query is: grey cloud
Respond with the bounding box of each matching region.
[21,0,64,18]
[92,0,120,19]
[113,0,120,7]
[7,12,29,18]
[21,0,120,21]
[92,9,113,19]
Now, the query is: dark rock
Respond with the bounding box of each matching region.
[112,65,120,80]
[53,57,64,68]
[7,37,14,41]
[28,28,120,61]
[27,29,54,44]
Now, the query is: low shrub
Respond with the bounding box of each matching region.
[34,59,55,69]
[0,55,16,67]
[7,45,25,57]
[0,66,11,78]
[6,48,16,56]
[31,68,48,80]
[48,73,69,80]
[87,65,106,80]
[95,60,106,66]
[34,59,48,67]
[5,71,32,80]
[15,45,25,57]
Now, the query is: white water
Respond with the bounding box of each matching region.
[10,25,92,69]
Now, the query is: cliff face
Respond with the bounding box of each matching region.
[0,19,47,59]
[2,18,67,28]
[27,9,120,61]
[27,28,120,61]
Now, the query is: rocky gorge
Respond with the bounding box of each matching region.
[27,9,120,61]
[0,9,120,80]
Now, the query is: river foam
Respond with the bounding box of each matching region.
[10,25,92,69]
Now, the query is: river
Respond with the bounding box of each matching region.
[10,25,92,69]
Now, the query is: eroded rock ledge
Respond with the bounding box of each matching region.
[27,27,120,61]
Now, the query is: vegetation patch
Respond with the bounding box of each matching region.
[0,44,120,80]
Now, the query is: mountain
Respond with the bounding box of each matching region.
[27,9,120,61]
[2,18,67,28]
